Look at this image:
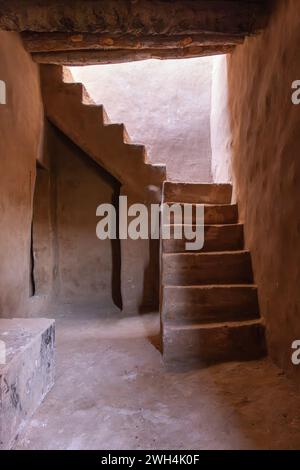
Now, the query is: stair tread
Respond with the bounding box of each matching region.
[163,284,257,288]
[164,201,234,206]
[63,82,82,89]
[65,81,82,86]
[163,223,243,227]
[163,202,236,206]
[163,249,249,256]
[166,318,263,331]
[164,182,232,185]
[81,103,101,108]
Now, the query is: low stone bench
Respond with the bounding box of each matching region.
[0,318,55,449]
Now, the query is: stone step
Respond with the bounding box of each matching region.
[163,182,232,204]
[62,81,94,105]
[162,224,244,253]
[162,285,259,324]
[162,251,253,286]
[81,103,108,127]
[163,319,266,367]
[104,122,131,144]
[164,204,238,225]
[62,81,83,99]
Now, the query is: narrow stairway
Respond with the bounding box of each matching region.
[40,65,166,192]
[160,182,266,367]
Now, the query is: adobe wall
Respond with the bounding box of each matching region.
[0,31,44,318]
[227,0,300,375]
[44,124,121,308]
[210,55,232,184]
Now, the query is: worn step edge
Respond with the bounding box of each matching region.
[162,223,244,228]
[162,283,258,288]
[162,249,250,257]
[165,318,264,331]
[163,310,260,326]
[163,201,234,206]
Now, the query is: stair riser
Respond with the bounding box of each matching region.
[82,104,107,127]
[63,83,83,99]
[162,252,253,286]
[162,224,244,253]
[163,183,232,204]
[103,124,128,145]
[163,322,266,367]
[167,205,238,225]
[162,286,259,324]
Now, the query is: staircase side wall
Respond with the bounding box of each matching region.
[210,55,232,185]
[227,0,300,377]
[0,31,45,318]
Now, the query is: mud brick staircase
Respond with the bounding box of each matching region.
[40,65,166,193]
[160,182,266,367]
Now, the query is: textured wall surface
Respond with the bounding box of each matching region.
[32,165,54,298]
[0,32,44,318]
[47,125,120,307]
[210,55,232,184]
[70,58,213,183]
[227,0,300,375]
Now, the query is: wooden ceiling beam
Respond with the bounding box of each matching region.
[32,45,235,65]
[22,32,244,53]
[0,1,268,36]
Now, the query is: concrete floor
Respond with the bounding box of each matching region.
[14,305,300,450]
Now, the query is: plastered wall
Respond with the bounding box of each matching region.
[42,124,121,308]
[210,55,232,184]
[227,0,300,375]
[0,32,122,315]
[0,32,44,318]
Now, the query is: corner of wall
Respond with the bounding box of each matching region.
[210,54,233,186]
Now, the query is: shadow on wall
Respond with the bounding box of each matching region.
[32,122,122,310]
[139,238,160,314]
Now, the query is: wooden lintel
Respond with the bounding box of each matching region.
[32,45,235,66]
[22,32,244,53]
[0,1,268,36]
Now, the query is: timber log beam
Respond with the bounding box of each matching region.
[0,1,268,36]
[32,45,235,65]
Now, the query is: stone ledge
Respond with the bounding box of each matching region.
[0,318,55,450]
